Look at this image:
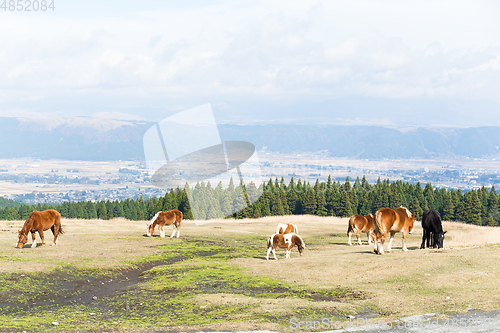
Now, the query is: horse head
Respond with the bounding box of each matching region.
[436,230,447,249]
[295,234,305,256]
[146,223,154,237]
[16,230,27,248]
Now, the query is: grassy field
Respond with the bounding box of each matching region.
[1,215,500,332]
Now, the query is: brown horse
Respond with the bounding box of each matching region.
[347,214,374,245]
[16,210,64,249]
[146,209,183,238]
[266,233,305,260]
[275,223,298,234]
[373,206,415,255]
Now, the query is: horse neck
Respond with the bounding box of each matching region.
[21,219,33,235]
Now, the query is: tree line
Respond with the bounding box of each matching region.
[1,176,498,226]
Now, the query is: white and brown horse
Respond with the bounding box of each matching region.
[16,210,64,248]
[146,209,183,238]
[266,233,305,260]
[347,214,374,245]
[373,206,415,255]
[275,222,298,234]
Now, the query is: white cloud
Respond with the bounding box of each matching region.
[0,0,499,121]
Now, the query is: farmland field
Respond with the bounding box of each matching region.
[1,216,500,332]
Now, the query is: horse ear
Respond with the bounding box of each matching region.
[443,231,447,234]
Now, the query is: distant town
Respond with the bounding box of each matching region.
[1,154,499,205]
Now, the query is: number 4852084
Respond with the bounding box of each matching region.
[1,0,55,11]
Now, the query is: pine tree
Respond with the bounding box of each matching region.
[303,188,317,215]
[316,190,327,216]
[362,175,371,192]
[96,201,107,220]
[487,215,496,227]
[441,191,454,221]
[358,192,371,216]
[488,186,498,213]
[423,183,435,209]
[337,190,352,217]
[409,197,423,221]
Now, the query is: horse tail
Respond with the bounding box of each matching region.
[56,211,64,234]
[293,224,298,234]
[267,235,273,249]
[347,216,356,236]
[174,210,183,227]
[374,210,385,236]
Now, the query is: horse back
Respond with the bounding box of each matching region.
[363,214,374,232]
[29,210,61,231]
[374,208,397,234]
[422,209,442,233]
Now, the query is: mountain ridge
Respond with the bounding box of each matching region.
[1,117,499,161]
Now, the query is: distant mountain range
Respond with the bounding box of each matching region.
[1,117,499,161]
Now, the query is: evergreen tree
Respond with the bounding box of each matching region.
[303,188,317,215]
[487,215,496,227]
[441,191,455,221]
[316,190,327,216]
[409,197,423,221]
[337,190,352,217]
[96,201,107,220]
[488,186,498,213]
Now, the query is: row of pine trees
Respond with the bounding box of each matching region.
[1,176,498,226]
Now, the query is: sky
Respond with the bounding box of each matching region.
[1,0,499,127]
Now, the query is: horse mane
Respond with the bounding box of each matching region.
[149,211,162,227]
[400,206,412,218]
[294,233,305,248]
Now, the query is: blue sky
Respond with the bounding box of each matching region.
[1,0,499,126]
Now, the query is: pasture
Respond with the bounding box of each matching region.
[1,216,500,332]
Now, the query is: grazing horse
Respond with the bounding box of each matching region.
[146,209,183,238]
[16,210,64,249]
[275,222,298,234]
[373,206,415,255]
[421,209,447,249]
[347,214,374,245]
[266,232,305,260]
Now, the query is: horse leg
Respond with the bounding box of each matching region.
[387,232,395,253]
[170,226,177,238]
[31,231,37,248]
[175,222,181,238]
[366,231,372,245]
[159,225,165,238]
[347,231,352,246]
[273,247,277,260]
[356,229,362,245]
[38,228,46,246]
[421,229,427,249]
[373,231,380,253]
[377,233,387,255]
[430,232,436,248]
[286,249,291,259]
[51,225,59,246]
[266,246,272,260]
[402,231,408,251]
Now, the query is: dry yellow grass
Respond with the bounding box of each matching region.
[1,215,500,322]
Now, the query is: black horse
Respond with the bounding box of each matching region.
[421,209,447,249]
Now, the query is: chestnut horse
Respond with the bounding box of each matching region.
[16,210,64,249]
[347,214,374,245]
[146,209,183,238]
[275,223,298,234]
[266,232,305,260]
[373,206,415,255]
